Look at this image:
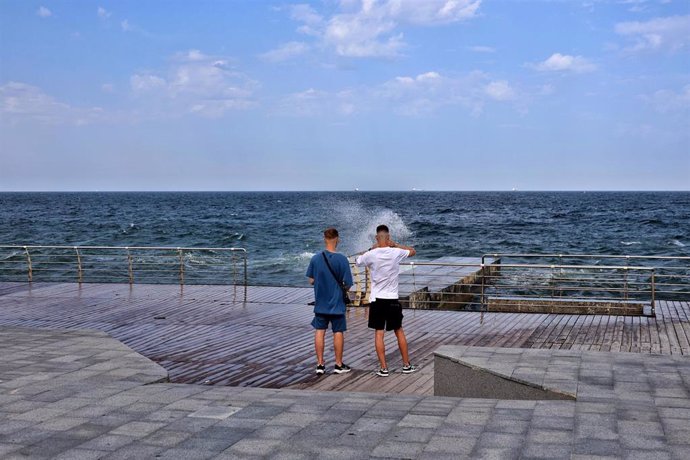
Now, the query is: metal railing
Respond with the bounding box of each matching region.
[348,253,690,316]
[482,253,690,302]
[0,245,248,301]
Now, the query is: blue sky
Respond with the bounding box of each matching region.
[0,0,688,191]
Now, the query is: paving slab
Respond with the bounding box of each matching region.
[4,326,690,459]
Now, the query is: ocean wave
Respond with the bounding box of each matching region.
[671,239,686,247]
[620,241,642,246]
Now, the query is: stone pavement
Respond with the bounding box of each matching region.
[2,327,690,459]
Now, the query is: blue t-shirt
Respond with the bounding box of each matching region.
[306,251,353,315]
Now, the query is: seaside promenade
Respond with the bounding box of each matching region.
[2,281,690,458]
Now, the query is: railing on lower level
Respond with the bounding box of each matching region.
[0,245,248,301]
[482,253,690,302]
[349,254,690,316]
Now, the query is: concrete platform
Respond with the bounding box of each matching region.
[3,327,690,459]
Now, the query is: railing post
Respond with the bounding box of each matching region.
[623,267,628,301]
[24,246,32,282]
[651,270,656,316]
[243,251,248,303]
[480,263,485,311]
[178,248,185,285]
[127,248,134,284]
[75,247,83,283]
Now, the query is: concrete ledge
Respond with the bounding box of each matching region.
[434,345,575,400]
[487,296,646,315]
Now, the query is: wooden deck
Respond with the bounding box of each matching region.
[1,282,690,396]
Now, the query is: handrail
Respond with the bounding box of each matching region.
[348,253,690,315]
[482,253,690,261]
[0,245,248,301]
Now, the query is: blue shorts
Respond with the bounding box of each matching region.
[311,314,347,333]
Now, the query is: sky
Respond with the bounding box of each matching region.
[0,0,688,191]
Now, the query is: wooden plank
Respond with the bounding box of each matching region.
[3,281,690,395]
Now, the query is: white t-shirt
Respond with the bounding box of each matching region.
[355,247,410,302]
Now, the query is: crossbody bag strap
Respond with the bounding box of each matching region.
[321,251,344,285]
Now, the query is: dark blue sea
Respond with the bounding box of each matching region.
[1,192,688,286]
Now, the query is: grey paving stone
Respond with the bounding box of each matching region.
[109,421,166,437]
[251,425,303,440]
[520,442,571,459]
[370,440,426,458]
[476,432,524,450]
[225,438,282,456]
[76,434,137,451]
[423,435,476,455]
[268,451,315,460]
[574,438,623,457]
[397,414,445,429]
[623,449,672,460]
[0,420,34,435]
[17,434,85,457]
[266,412,320,427]
[100,443,164,460]
[471,447,520,460]
[0,444,21,456]
[176,436,244,452]
[53,448,110,460]
[189,405,243,420]
[527,428,573,444]
[485,418,529,435]
[140,429,191,448]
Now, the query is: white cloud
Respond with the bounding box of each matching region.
[643,84,690,113]
[275,70,527,118]
[121,20,131,32]
[616,15,690,52]
[130,50,258,118]
[0,82,104,125]
[37,7,51,18]
[485,81,515,101]
[101,83,114,93]
[530,53,597,73]
[97,7,111,19]
[130,74,166,92]
[469,45,495,53]
[275,87,357,116]
[276,0,481,59]
[259,41,310,62]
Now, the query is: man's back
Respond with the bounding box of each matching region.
[307,251,352,315]
[357,247,409,301]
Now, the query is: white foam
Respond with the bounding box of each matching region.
[672,239,686,247]
[620,241,641,246]
[328,201,413,255]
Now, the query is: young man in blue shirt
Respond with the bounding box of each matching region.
[306,227,354,375]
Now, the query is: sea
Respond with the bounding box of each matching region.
[1,191,688,286]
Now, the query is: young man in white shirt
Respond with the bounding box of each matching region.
[355,225,417,377]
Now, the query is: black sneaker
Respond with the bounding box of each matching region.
[316,364,325,375]
[376,368,389,377]
[402,364,417,374]
[334,363,351,374]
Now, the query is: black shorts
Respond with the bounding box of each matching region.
[368,298,404,331]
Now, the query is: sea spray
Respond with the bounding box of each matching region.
[327,200,413,255]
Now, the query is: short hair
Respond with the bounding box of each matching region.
[324,227,339,240]
[376,224,389,234]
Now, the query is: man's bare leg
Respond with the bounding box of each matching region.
[333,332,344,366]
[315,329,326,365]
[394,327,411,365]
[375,329,387,369]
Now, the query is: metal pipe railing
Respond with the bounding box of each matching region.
[348,254,687,315]
[0,245,248,301]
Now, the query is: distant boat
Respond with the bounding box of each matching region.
[354,188,360,191]
[511,187,518,191]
